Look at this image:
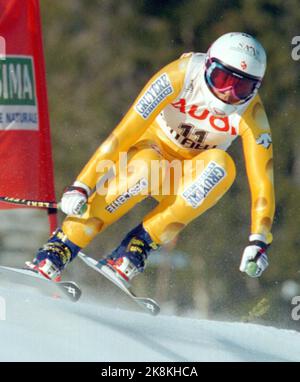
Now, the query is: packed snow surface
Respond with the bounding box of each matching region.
[0,282,299,362]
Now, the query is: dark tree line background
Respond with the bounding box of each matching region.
[38,0,300,326]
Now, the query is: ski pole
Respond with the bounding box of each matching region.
[245,250,267,277]
[246,261,259,277]
[0,196,59,210]
[0,196,87,214]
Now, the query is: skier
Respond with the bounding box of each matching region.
[27,32,275,285]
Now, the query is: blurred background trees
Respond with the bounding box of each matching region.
[2,0,300,326]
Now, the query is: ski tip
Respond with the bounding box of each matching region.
[150,307,160,316]
[57,281,82,302]
[136,297,160,316]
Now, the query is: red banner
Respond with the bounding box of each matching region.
[0,0,57,231]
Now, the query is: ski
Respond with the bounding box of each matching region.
[0,265,81,302]
[78,252,160,316]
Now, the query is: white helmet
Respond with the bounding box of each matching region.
[202,32,267,116]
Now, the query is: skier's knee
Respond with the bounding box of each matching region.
[62,216,104,248]
[214,149,236,186]
[194,148,236,188]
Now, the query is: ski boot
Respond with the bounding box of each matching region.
[26,228,81,280]
[100,223,159,287]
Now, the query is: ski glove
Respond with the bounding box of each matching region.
[239,234,269,278]
[60,181,90,216]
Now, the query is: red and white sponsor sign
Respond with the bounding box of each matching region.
[0,0,57,230]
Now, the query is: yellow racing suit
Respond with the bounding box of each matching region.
[62,53,275,248]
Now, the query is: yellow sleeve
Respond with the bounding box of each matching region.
[76,57,190,189]
[239,95,275,244]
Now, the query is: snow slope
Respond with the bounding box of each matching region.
[0,282,300,362]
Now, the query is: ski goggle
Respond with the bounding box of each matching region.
[205,58,262,105]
